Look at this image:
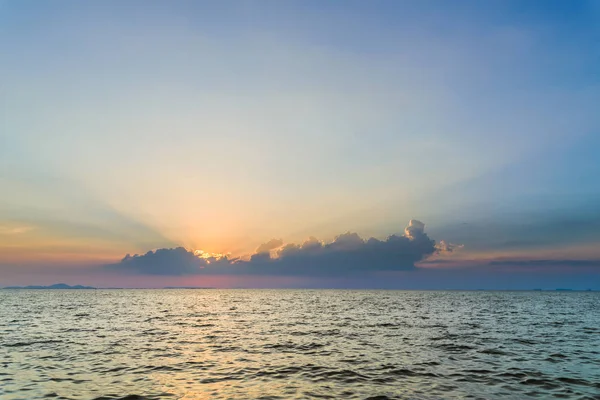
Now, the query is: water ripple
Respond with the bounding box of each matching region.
[1,289,599,399]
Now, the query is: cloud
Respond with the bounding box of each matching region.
[255,229,435,276]
[487,259,600,268]
[104,247,207,275]
[255,238,283,254]
[105,220,437,276]
[435,240,464,252]
[0,225,35,235]
[404,219,425,240]
[419,257,600,272]
[429,203,600,253]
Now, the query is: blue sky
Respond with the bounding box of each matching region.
[1,1,599,288]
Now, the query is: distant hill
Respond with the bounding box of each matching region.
[2,283,96,290]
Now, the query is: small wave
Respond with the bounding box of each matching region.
[430,334,461,341]
[264,342,327,352]
[550,353,568,358]
[464,369,494,374]
[91,396,162,400]
[513,338,537,345]
[557,377,596,387]
[313,369,371,383]
[192,323,215,328]
[4,340,63,347]
[367,322,401,328]
[520,378,560,390]
[387,368,439,378]
[479,348,514,356]
[434,343,475,352]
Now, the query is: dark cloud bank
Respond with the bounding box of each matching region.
[104,220,439,276]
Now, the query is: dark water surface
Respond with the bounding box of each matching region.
[1,290,599,400]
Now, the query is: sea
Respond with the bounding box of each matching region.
[1,290,599,400]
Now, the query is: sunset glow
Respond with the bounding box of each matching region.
[1,1,599,289]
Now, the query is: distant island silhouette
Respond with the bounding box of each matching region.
[2,283,96,290]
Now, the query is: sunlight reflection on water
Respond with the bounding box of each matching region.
[1,289,599,399]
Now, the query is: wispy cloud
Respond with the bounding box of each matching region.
[487,259,600,268]
[0,224,35,235]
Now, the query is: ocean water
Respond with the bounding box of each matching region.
[1,290,599,400]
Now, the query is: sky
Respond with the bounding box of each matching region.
[1,0,599,289]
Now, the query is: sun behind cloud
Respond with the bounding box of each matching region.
[193,250,229,263]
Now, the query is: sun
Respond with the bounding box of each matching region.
[193,249,227,260]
